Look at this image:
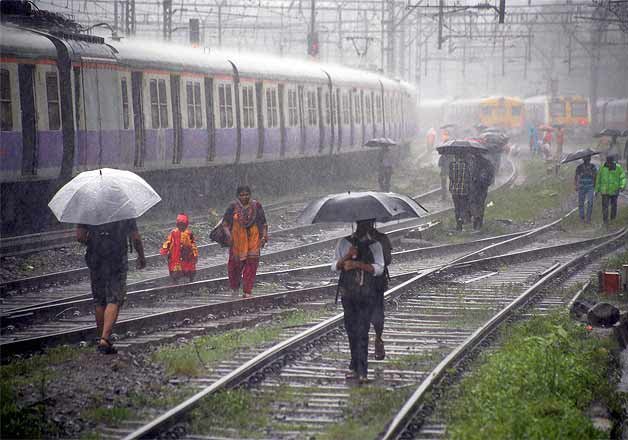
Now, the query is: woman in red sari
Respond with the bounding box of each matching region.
[222,185,268,298]
[160,213,199,283]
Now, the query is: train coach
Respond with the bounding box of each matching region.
[523,95,591,137]
[596,98,628,132]
[0,19,417,234]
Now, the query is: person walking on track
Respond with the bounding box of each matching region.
[574,155,597,224]
[222,185,268,298]
[333,219,385,384]
[469,153,495,230]
[595,155,626,225]
[160,213,199,283]
[77,219,146,354]
[449,152,474,231]
[367,220,392,360]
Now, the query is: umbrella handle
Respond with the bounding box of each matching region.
[411,198,430,213]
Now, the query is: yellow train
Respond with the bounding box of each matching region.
[523,95,591,135]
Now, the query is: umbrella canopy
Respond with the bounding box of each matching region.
[437,139,489,155]
[440,124,457,129]
[48,168,161,225]
[480,132,509,146]
[622,129,628,137]
[560,148,600,164]
[594,128,621,138]
[296,191,422,224]
[364,137,398,148]
[538,125,554,131]
[552,123,564,129]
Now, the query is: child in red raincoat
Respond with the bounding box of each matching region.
[160,213,199,282]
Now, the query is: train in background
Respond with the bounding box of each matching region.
[596,98,628,132]
[417,95,595,140]
[0,14,418,234]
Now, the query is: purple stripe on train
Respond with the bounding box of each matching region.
[0,131,21,172]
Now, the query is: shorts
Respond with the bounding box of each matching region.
[89,267,127,307]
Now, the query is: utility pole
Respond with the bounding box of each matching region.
[437,0,443,49]
[125,0,135,35]
[163,0,172,40]
[114,0,118,34]
[386,0,395,74]
[307,0,319,57]
[398,13,406,78]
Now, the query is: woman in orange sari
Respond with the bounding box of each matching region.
[223,185,268,298]
[160,213,199,283]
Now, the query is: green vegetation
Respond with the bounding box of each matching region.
[320,386,412,440]
[83,406,132,425]
[0,346,81,439]
[445,312,617,440]
[152,309,327,376]
[189,385,297,437]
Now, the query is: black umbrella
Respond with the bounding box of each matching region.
[364,137,398,148]
[560,148,600,164]
[480,132,509,146]
[296,191,424,224]
[437,139,489,155]
[440,124,457,129]
[594,128,621,138]
[622,129,628,137]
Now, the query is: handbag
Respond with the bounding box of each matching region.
[209,219,230,248]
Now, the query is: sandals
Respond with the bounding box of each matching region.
[97,338,118,355]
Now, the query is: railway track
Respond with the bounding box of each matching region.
[110,224,625,440]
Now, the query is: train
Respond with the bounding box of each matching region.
[418,95,597,140]
[0,13,418,234]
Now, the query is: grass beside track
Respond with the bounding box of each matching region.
[445,312,620,440]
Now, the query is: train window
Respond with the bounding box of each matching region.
[186,81,203,128]
[375,95,382,123]
[241,85,255,128]
[324,92,330,126]
[287,88,298,127]
[365,94,372,124]
[218,83,234,128]
[354,93,361,124]
[266,88,278,128]
[550,101,565,117]
[46,72,61,131]
[306,90,317,127]
[571,102,587,117]
[511,105,522,117]
[342,93,349,125]
[121,77,130,129]
[150,79,169,128]
[0,69,12,131]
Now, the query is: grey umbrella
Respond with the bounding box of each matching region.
[437,139,489,155]
[364,137,398,148]
[560,148,600,164]
[296,191,423,224]
[594,128,621,138]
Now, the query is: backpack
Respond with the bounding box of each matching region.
[209,219,230,248]
[371,230,392,267]
[86,221,131,268]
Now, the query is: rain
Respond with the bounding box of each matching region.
[1,0,628,439]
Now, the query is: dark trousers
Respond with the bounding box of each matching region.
[451,194,470,225]
[601,194,618,223]
[371,278,386,338]
[342,288,374,377]
[470,188,488,229]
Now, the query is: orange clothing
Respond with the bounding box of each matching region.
[441,129,450,143]
[230,214,261,261]
[160,228,198,273]
[426,128,436,147]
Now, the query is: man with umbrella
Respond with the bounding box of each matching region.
[569,150,599,224]
[49,168,157,354]
[333,219,385,384]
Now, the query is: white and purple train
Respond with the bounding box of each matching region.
[0,21,418,234]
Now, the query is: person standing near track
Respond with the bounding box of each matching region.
[333,219,385,384]
[222,185,268,298]
[77,219,146,354]
[449,152,474,231]
[469,153,495,230]
[574,155,597,224]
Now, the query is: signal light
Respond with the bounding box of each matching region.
[579,119,588,126]
[308,32,319,57]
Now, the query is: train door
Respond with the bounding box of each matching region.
[335,88,342,150]
[204,77,215,161]
[297,85,306,154]
[370,91,376,138]
[18,64,37,175]
[278,83,286,157]
[349,89,355,146]
[170,75,182,164]
[131,71,145,168]
[255,81,265,158]
[359,90,365,146]
[317,87,324,153]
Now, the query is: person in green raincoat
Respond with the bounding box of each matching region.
[595,155,626,224]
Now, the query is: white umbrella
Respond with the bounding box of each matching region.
[48,168,161,225]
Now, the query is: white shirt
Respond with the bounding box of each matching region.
[332,235,385,276]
